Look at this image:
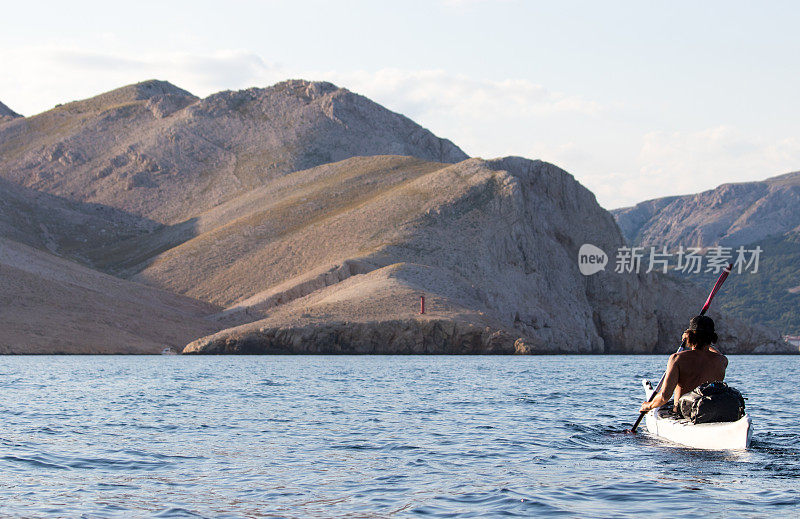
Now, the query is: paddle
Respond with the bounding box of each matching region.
[628,263,733,433]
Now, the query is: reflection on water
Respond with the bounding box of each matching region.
[0,355,798,517]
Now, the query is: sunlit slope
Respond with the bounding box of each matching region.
[178,156,784,354]
[0,80,466,225]
[0,237,221,353]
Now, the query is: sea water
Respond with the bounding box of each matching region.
[1,355,798,518]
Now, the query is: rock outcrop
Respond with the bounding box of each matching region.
[0,101,21,122]
[185,319,530,355]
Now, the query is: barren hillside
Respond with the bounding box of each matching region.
[0,79,466,224]
[0,177,149,260]
[181,156,784,354]
[0,237,221,353]
[0,80,788,354]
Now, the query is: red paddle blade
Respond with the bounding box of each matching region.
[700,263,732,315]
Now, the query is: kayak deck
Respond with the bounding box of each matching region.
[641,380,752,450]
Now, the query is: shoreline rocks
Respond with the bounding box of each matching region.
[184,318,534,355]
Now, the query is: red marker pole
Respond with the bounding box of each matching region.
[420,296,425,314]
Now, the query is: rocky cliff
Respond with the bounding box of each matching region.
[183,156,784,354]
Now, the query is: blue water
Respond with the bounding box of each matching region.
[1,356,798,518]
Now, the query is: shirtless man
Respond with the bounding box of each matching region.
[640,315,727,415]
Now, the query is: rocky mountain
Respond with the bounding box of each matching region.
[181,156,784,354]
[612,172,800,336]
[613,171,800,248]
[0,237,220,353]
[0,101,21,121]
[0,79,788,353]
[0,79,467,225]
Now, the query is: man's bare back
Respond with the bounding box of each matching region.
[665,347,727,409]
[640,316,727,414]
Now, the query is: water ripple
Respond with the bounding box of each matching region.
[0,355,797,518]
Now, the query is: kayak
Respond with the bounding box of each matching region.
[641,380,752,450]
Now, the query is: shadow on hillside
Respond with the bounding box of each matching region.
[0,176,201,277]
[0,177,160,252]
[81,217,201,278]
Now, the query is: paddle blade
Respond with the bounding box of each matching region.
[700,263,732,315]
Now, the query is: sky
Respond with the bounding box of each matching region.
[2,0,798,209]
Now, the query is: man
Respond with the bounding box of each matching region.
[640,315,727,415]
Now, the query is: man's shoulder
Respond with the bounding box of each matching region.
[676,347,727,364]
[670,350,694,367]
[673,348,716,362]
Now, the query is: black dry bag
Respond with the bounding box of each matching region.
[678,381,745,424]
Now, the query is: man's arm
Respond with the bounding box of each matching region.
[640,353,680,413]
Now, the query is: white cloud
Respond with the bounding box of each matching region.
[329,68,602,120]
[635,126,800,197]
[520,126,800,210]
[323,68,603,161]
[0,46,283,115]
[1,47,600,129]
[50,48,277,90]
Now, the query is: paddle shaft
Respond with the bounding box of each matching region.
[630,263,732,433]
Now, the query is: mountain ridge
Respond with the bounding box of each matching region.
[613,171,800,248]
[179,154,784,354]
[0,79,789,353]
[612,171,800,336]
[0,79,468,225]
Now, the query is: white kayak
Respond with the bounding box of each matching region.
[641,380,752,450]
